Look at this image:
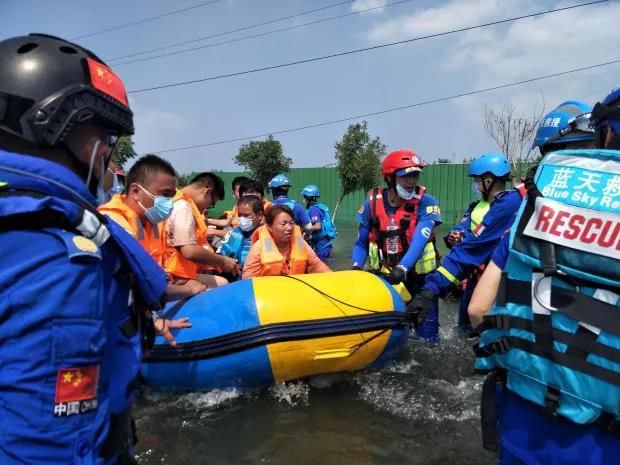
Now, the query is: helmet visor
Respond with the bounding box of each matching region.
[394,167,422,177]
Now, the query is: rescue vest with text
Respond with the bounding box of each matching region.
[98,194,167,267]
[251,224,308,276]
[166,190,211,280]
[367,186,436,272]
[475,149,620,428]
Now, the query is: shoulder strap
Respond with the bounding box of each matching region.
[0,188,88,233]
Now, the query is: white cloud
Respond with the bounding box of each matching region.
[369,0,620,118]
[352,0,389,14]
[367,0,521,43]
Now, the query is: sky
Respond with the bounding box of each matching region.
[2,0,620,174]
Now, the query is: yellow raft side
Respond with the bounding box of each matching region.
[252,271,398,383]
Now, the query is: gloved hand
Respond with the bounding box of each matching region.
[386,265,407,284]
[406,288,436,327]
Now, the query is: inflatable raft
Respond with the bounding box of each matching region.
[141,271,409,390]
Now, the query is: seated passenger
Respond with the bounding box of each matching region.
[99,155,206,299]
[243,205,331,278]
[208,175,250,230]
[166,172,239,288]
[217,196,264,276]
[238,178,272,213]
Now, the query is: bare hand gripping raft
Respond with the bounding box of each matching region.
[142,270,408,390]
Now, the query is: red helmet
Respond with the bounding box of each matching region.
[381,149,424,178]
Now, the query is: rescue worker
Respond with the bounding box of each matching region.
[352,149,442,342]
[217,196,265,277]
[268,174,313,234]
[99,154,207,298]
[301,184,338,260]
[243,205,332,278]
[532,100,594,156]
[0,34,180,464]
[465,87,620,464]
[445,158,493,336]
[592,85,620,149]
[166,172,238,288]
[407,153,523,332]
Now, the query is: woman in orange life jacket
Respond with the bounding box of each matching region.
[242,205,331,278]
[352,149,442,343]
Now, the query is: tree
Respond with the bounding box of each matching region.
[113,136,137,169]
[177,173,195,188]
[484,102,544,177]
[233,135,292,188]
[333,121,385,223]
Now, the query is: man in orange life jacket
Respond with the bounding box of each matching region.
[352,149,442,342]
[166,172,238,287]
[99,155,207,302]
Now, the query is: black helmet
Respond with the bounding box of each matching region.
[0,33,133,148]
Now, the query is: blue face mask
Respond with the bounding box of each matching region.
[139,185,174,224]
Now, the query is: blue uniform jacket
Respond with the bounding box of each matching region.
[272,196,311,227]
[424,189,523,297]
[307,203,332,252]
[0,151,167,464]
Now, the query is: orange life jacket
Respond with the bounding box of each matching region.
[250,225,308,276]
[166,190,211,280]
[367,186,426,257]
[98,194,167,267]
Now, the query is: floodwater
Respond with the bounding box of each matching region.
[134,229,497,465]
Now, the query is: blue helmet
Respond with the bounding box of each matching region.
[268,174,291,189]
[591,85,620,148]
[301,184,320,198]
[532,100,592,151]
[468,153,511,178]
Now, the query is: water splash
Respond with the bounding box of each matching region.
[269,380,310,406]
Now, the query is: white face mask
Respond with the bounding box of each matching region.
[395,183,416,200]
[238,216,256,232]
[84,140,107,205]
[471,181,482,196]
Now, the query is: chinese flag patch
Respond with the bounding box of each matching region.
[86,57,129,106]
[55,366,99,403]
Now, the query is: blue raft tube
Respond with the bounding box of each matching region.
[141,271,410,390]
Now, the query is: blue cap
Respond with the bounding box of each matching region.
[468,153,511,178]
[532,100,592,150]
[268,174,291,189]
[301,184,320,197]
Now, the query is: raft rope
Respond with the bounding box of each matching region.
[281,274,414,353]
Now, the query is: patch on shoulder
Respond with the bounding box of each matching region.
[72,236,98,253]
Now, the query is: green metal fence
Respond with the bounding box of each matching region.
[209,164,485,227]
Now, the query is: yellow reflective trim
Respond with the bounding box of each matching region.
[469,200,490,232]
[437,266,460,285]
[0,182,7,188]
[415,242,437,274]
[253,271,395,383]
